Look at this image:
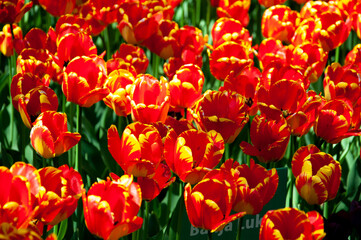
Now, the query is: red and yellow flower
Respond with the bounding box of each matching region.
[223,159,278,215]
[323,62,361,105]
[30,111,81,159]
[33,165,83,227]
[189,90,249,144]
[128,74,170,123]
[103,69,135,117]
[0,23,22,56]
[209,41,253,81]
[108,122,163,178]
[184,168,245,232]
[216,0,251,27]
[0,166,33,229]
[37,0,75,17]
[111,43,149,74]
[259,208,325,240]
[62,56,109,108]
[292,145,341,205]
[211,17,252,49]
[83,174,143,240]
[164,129,224,185]
[261,5,300,44]
[169,64,204,110]
[257,0,286,8]
[137,161,175,201]
[240,115,290,163]
[11,72,49,112]
[0,0,33,23]
[314,99,361,144]
[18,85,59,128]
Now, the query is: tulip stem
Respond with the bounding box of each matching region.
[334,46,340,63]
[75,105,82,174]
[236,217,244,240]
[176,182,184,240]
[42,224,48,239]
[152,52,160,79]
[8,53,16,148]
[142,201,149,240]
[323,201,329,219]
[207,230,213,240]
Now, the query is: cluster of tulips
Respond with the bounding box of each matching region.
[1,0,361,239]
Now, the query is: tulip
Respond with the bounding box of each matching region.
[314,99,361,144]
[61,56,109,108]
[211,17,252,49]
[0,166,33,229]
[292,144,341,205]
[137,161,175,201]
[259,208,325,240]
[103,69,135,117]
[189,90,249,144]
[128,74,170,123]
[184,169,245,232]
[164,128,224,185]
[257,0,286,8]
[33,165,83,227]
[30,111,81,159]
[0,0,33,24]
[216,0,251,27]
[11,72,49,112]
[223,159,279,215]
[0,23,22,56]
[111,43,149,74]
[107,122,163,178]
[240,115,290,163]
[209,41,253,81]
[261,5,300,43]
[0,222,42,240]
[169,64,204,109]
[18,85,59,128]
[83,174,143,240]
[37,0,75,17]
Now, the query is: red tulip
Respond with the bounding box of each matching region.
[37,0,75,17]
[117,1,173,45]
[292,145,341,205]
[11,72,49,112]
[111,43,149,74]
[33,165,83,226]
[209,41,253,81]
[240,115,290,163]
[103,69,135,117]
[164,129,224,184]
[108,122,163,178]
[258,0,286,7]
[18,85,59,128]
[137,161,175,201]
[323,63,361,105]
[30,111,81,159]
[211,17,252,49]
[128,74,170,123]
[0,0,33,23]
[261,5,300,44]
[314,99,361,144]
[16,48,59,82]
[0,23,22,56]
[0,222,42,239]
[62,56,109,108]
[260,208,325,240]
[216,0,251,27]
[184,168,245,232]
[0,166,33,229]
[189,90,249,143]
[83,174,143,240]
[222,159,278,215]
[169,64,204,109]
[220,66,261,116]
